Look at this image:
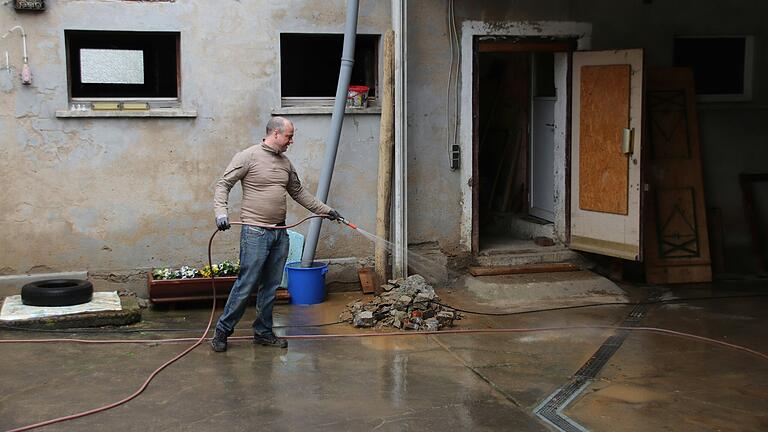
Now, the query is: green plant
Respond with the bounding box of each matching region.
[152,260,240,280]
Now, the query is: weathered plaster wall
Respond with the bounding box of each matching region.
[1,0,389,294]
[407,0,768,273]
[3,0,766,294]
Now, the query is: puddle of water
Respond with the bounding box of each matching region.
[593,384,668,404]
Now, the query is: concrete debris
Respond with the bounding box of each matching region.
[353,310,375,327]
[341,274,460,331]
[117,289,150,309]
[338,309,354,322]
[424,318,439,332]
[436,310,456,327]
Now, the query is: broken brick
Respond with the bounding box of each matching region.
[339,274,461,331]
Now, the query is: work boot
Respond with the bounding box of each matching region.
[253,332,288,348]
[210,329,228,352]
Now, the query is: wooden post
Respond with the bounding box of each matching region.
[375,30,395,291]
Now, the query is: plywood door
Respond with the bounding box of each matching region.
[570,50,644,260]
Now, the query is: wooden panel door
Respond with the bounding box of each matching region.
[644,67,712,283]
[570,49,644,260]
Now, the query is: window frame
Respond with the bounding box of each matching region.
[673,35,755,103]
[65,30,181,107]
[279,32,379,108]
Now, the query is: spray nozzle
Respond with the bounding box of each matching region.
[338,217,357,230]
[323,213,357,229]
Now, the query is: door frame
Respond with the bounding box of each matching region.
[460,20,592,254]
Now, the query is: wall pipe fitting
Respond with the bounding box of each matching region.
[2,25,31,85]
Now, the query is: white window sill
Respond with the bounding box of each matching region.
[55,108,198,118]
[271,106,381,115]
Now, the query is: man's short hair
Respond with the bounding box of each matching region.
[266,117,292,135]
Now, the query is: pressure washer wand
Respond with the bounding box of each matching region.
[337,216,357,230]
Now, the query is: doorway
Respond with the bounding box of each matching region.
[475,41,568,253]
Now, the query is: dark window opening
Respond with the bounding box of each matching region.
[674,36,750,97]
[280,33,378,102]
[66,30,179,99]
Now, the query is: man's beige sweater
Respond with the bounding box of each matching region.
[214,142,332,226]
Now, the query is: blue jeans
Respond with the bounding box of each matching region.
[215,225,288,337]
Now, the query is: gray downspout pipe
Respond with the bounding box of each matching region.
[301,0,360,266]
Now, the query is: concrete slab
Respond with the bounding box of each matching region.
[0,282,766,431]
[0,295,141,329]
[454,270,628,309]
[1,292,122,321]
[475,246,588,268]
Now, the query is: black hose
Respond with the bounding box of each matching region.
[432,293,768,317]
[3,294,766,334]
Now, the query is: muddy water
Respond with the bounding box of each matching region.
[591,384,669,404]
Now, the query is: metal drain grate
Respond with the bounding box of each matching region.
[534,378,591,432]
[534,298,657,431]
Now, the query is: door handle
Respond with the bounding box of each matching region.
[545,123,555,127]
[621,128,634,155]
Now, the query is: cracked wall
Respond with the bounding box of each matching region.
[1,0,389,294]
[2,0,767,295]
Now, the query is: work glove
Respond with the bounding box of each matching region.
[327,209,343,222]
[215,215,231,231]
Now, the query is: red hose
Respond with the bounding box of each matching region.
[231,214,330,230]
[4,215,343,432]
[3,326,766,362]
[3,216,767,430]
[4,229,221,432]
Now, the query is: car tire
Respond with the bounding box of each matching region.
[21,279,94,307]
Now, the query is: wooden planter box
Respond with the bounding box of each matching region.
[148,273,290,304]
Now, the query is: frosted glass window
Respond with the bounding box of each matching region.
[67,30,178,99]
[80,49,144,84]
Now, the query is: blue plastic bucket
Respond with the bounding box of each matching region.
[285,261,328,305]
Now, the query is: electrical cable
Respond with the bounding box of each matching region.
[4,228,222,432]
[4,216,768,430]
[0,320,350,334]
[445,0,460,170]
[450,0,460,166]
[445,0,455,168]
[431,293,768,317]
[2,325,766,361]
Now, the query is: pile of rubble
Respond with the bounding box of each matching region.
[339,274,459,331]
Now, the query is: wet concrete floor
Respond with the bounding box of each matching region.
[1,280,767,431]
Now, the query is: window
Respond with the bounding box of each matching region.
[673,36,754,102]
[66,30,179,105]
[280,33,378,106]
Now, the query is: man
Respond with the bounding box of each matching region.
[211,116,342,352]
